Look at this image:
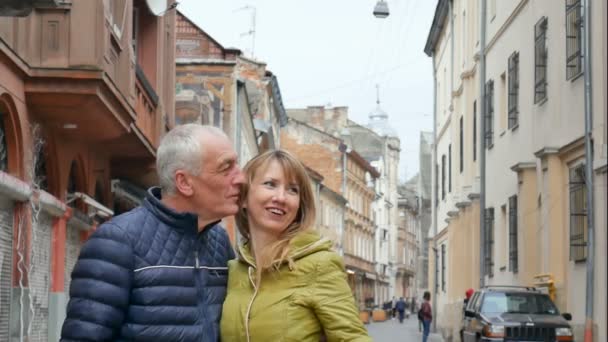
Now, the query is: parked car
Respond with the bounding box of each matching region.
[461,286,574,342]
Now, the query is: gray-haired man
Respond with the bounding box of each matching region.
[61,124,244,341]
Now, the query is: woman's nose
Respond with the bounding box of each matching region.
[272,189,286,202]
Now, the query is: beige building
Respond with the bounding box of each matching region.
[396,180,420,299]
[425,0,607,341]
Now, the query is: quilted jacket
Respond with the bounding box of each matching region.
[61,187,235,341]
[220,231,371,342]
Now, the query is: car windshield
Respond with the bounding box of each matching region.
[480,293,559,315]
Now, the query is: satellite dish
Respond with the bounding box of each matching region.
[145,0,178,16]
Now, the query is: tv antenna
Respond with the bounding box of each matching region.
[234,5,256,58]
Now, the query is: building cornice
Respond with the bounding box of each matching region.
[510,161,536,173]
[534,147,560,159]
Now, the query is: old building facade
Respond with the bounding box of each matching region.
[425,0,607,341]
[0,1,176,340]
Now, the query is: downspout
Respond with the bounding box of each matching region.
[582,0,595,341]
[340,146,348,257]
[450,0,454,110]
[478,0,487,289]
[431,51,438,334]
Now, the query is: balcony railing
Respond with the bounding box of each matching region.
[135,65,159,147]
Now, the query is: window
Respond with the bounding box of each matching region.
[509,195,518,273]
[473,101,477,161]
[485,80,494,147]
[441,244,446,292]
[569,163,587,261]
[485,208,495,277]
[459,116,464,173]
[534,17,548,103]
[441,155,446,200]
[435,248,439,293]
[0,111,7,172]
[448,144,452,192]
[566,0,582,79]
[508,52,520,128]
[435,164,439,207]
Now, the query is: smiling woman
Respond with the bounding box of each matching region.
[221,149,371,342]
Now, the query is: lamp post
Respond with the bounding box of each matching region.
[373,0,389,18]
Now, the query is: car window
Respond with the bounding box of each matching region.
[480,292,560,315]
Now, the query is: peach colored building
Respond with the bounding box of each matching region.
[0,1,175,340]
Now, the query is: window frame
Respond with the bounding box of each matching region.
[485,80,495,148]
[485,207,495,277]
[508,195,519,273]
[534,17,549,104]
[508,52,520,129]
[565,0,583,80]
[569,163,587,262]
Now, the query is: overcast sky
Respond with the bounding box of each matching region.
[178,0,436,182]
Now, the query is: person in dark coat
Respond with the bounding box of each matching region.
[396,297,407,323]
[60,124,245,341]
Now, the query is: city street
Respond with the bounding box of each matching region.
[366,316,444,342]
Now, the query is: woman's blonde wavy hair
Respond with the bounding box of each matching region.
[236,149,316,281]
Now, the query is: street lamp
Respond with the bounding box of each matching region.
[373,0,390,19]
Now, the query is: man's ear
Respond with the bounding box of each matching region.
[174,171,194,196]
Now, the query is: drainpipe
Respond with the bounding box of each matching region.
[340,143,348,257]
[582,0,595,341]
[478,0,487,289]
[431,50,438,334]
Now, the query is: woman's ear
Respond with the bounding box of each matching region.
[174,171,194,196]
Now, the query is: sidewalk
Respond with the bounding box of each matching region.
[366,316,444,342]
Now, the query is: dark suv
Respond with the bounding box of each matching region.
[462,286,574,342]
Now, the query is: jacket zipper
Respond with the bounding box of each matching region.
[194,249,200,269]
[244,266,258,342]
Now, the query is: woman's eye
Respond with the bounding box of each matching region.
[263,181,275,187]
[288,187,299,194]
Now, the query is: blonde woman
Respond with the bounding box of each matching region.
[220,150,371,342]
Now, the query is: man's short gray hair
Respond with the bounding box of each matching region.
[156,124,228,195]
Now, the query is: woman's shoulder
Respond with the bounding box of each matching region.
[297,248,345,274]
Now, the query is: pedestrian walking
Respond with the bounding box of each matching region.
[61,124,244,341]
[220,150,371,342]
[391,296,397,319]
[396,297,407,323]
[420,291,433,342]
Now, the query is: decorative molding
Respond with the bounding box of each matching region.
[534,147,560,159]
[455,200,471,209]
[510,162,536,173]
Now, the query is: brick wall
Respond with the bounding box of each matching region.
[280,123,343,195]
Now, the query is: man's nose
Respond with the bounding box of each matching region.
[233,168,246,185]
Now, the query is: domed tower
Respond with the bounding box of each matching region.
[367,85,398,138]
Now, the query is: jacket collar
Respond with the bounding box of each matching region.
[237,230,332,268]
[143,187,219,233]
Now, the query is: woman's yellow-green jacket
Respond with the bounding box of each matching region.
[220,231,371,342]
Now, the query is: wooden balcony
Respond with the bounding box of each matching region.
[134,65,160,148]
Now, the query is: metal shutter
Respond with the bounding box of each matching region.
[64,224,81,295]
[0,198,14,341]
[29,212,52,341]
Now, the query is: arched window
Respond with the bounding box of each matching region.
[0,110,8,172]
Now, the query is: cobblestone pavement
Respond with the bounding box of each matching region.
[366,315,444,342]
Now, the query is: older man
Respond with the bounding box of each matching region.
[61,124,245,341]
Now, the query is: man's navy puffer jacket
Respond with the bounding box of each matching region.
[61,187,235,341]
